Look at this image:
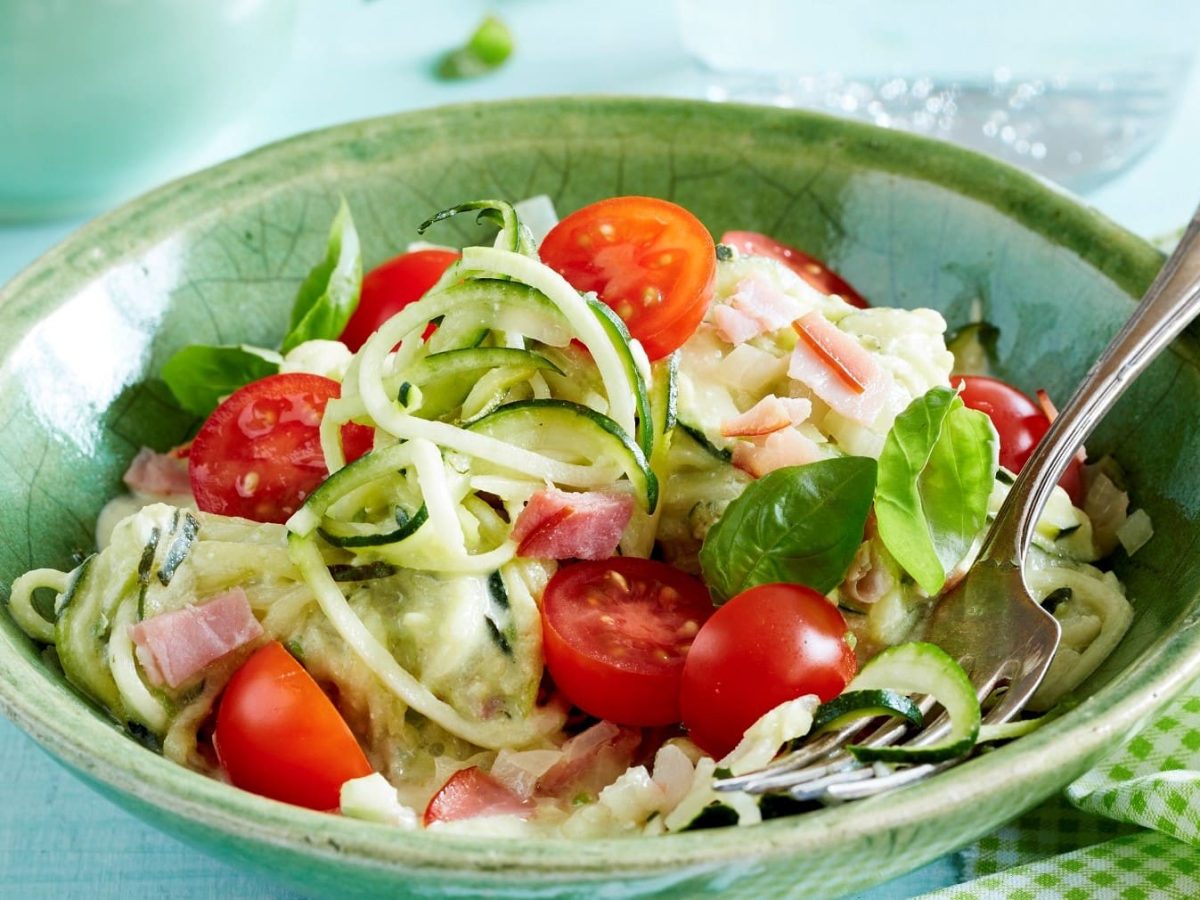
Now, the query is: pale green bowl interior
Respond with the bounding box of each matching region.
[1,98,1198,898]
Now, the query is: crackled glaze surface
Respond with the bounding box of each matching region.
[0,98,1197,898]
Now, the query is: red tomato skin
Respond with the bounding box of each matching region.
[952,375,1083,505]
[213,642,371,811]
[189,373,372,524]
[338,248,459,351]
[720,230,870,309]
[423,766,533,825]
[539,196,716,359]
[680,583,856,759]
[540,558,714,727]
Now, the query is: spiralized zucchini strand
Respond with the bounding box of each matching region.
[288,534,559,748]
[410,439,465,557]
[7,568,67,643]
[109,597,170,733]
[460,246,637,437]
[336,390,622,487]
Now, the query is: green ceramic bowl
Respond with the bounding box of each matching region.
[0,97,1196,898]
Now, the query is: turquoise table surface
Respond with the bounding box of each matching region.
[3,2,1200,897]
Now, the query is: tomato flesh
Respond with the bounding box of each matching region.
[213,642,371,811]
[720,230,870,309]
[423,766,533,825]
[189,373,373,524]
[541,558,714,726]
[338,248,458,351]
[539,196,716,359]
[680,583,856,759]
[953,375,1083,504]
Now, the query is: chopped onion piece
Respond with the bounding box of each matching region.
[340,773,418,828]
[719,695,819,776]
[1116,509,1153,556]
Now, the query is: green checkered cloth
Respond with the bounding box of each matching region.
[920,690,1200,898]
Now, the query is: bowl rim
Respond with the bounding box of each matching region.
[0,95,1190,886]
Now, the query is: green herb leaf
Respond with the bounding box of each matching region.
[280,199,362,353]
[160,344,281,417]
[436,15,514,80]
[699,457,877,604]
[874,386,997,594]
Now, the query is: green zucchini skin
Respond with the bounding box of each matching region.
[319,504,430,549]
[843,642,981,764]
[467,398,658,512]
[812,688,924,733]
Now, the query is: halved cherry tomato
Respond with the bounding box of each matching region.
[720,230,870,309]
[953,375,1083,504]
[213,642,371,811]
[189,373,373,524]
[680,583,856,759]
[338,248,459,351]
[540,557,715,726]
[539,196,716,359]
[423,766,533,825]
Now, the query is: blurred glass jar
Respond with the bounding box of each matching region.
[0,0,297,221]
[678,0,1200,192]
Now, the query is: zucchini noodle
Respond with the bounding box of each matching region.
[259,584,316,637]
[1028,565,1134,709]
[410,439,466,557]
[288,533,561,748]
[7,567,67,643]
[339,389,623,487]
[461,247,637,437]
[109,597,170,733]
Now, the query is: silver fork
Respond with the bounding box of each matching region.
[716,204,1200,803]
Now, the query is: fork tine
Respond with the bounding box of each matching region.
[823,760,952,801]
[713,728,862,793]
[733,750,860,794]
[787,766,878,802]
[715,695,938,794]
[812,663,1042,800]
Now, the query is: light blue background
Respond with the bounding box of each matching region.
[2,2,1198,896]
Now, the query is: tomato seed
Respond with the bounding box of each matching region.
[235,471,260,498]
[605,569,629,592]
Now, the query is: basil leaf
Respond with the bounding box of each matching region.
[280,199,362,353]
[699,457,877,604]
[436,15,514,80]
[874,386,998,595]
[160,344,281,417]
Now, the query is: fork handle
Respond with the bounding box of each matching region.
[982,205,1200,565]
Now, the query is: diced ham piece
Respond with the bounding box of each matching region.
[130,587,263,689]
[721,395,813,438]
[712,305,764,345]
[511,488,634,560]
[1037,388,1086,464]
[788,312,891,426]
[731,275,804,332]
[732,427,824,479]
[536,720,642,800]
[423,767,534,825]
[123,447,192,497]
[841,517,895,607]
